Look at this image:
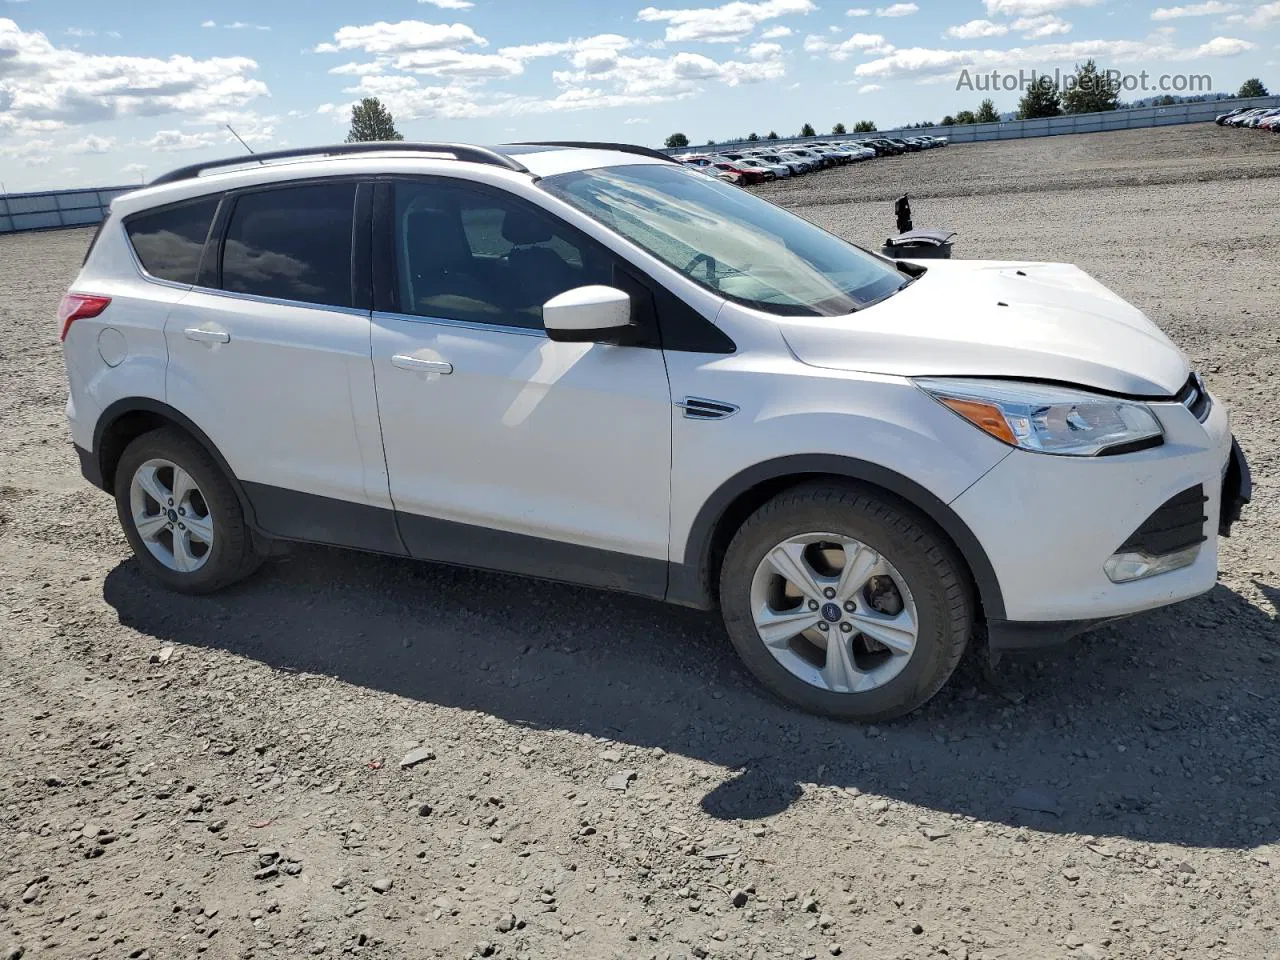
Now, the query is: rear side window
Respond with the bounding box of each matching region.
[221,183,355,307]
[125,198,219,284]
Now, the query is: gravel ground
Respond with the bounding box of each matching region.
[2,124,1278,960]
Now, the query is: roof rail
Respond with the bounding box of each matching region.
[510,141,680,164]
[149,142,529,187]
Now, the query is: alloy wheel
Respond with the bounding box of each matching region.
[749,533,918,694]
[128,458,214,573]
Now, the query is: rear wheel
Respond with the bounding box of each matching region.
[114,428,263,593]
[719,482,973,721]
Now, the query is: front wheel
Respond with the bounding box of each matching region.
[719,482,973,721]
[114,428,263,593]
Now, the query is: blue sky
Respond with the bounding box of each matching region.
[1,0,1277,191]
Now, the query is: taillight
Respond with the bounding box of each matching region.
[57,293,111,342]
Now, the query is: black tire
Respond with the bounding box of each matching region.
[114,427,263,594]
[719,482,973,721]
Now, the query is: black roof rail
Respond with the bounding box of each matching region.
[510,141,680,164]
[149,142,529,187]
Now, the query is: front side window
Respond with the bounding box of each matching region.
[391,180,613,330]
[126,197,219,284]
[541,163,907,316]
[221,183,355,307]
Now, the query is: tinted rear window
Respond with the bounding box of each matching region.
[125,198,219,284]
[221,183,355,307]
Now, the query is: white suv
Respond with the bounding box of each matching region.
[59,141,1251,720]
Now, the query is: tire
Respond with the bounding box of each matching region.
[114,427,263,594]
[719,481,972,721]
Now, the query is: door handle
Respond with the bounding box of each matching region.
[184,327,230,344]
[392,355,453,375]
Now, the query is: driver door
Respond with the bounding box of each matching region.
[369,178,673,597]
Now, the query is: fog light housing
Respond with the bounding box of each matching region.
[1103,544,1201,584]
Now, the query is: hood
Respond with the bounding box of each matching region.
[779,260,1190,396]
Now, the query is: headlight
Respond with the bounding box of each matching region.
[915,378,1163,456]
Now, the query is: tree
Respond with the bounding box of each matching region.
[940,115,956,125]
[799,122,816,137]
[975,98,1000,123]
[746,131,760,141]
[766,130,779,140]
[1238,78,1269,98]
[832,122,847,135]
[664,132,690,149]
[1153,94,1177,107]
[706,139,717,146]
[954,110,977,124]
[346,98,404,143]
[853,119,877,132]
[1062,59,1120,115]
[1017,77,1063,119]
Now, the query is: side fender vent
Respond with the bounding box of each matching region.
[676,397,739,421]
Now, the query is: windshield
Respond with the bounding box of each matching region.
[540,163,907,316]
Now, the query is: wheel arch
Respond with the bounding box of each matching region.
[92,398,259,527]
[668,455,1006,621]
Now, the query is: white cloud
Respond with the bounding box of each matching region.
[72,134,116,154]
[877,3,918,15]
[393,49,525,79]
[747,41,784,59]
[761,25,793,37]
[1193,35,1254,54]
[984,0,1102,14]
[225,22,271,32]
[138,130,219,152]
[0,18,268,136]
[624,116,650,123]
[1013,14,1072,36]
[847,7,872,14]
[945,19,1009,38]
[637,0,815,44]
[0,138,54,165]
[122,163,148,177]
[857,82,882,92]
[201,20,216,28]
[418,0,475,8]
[314,21,486,55]
[1151,2,1237,18]
[65,27,95,38]
[1226,2,1280,28]
[805,31,893,58]
[855,34,1256,78]
[499,34,633,63]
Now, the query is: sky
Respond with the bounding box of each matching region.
[1,0,1277,192]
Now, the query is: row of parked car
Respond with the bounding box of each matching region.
[1215,106,1280,130]
[673,134,950,185]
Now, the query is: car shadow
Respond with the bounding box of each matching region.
[102,547,1280,849]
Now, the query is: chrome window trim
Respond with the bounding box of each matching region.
[186,285,372,318]
[372,309,548,339]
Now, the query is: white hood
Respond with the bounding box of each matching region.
[778,260,1190,396]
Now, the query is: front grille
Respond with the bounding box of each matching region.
[1175,374,1212,422]
[1117,484,1208,556]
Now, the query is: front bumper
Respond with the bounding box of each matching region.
[952,394,1249,650]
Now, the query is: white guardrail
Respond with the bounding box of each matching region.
[665,94,1280,157]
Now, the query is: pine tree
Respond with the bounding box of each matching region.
[665,132,690,149]
[1238,78,1269,98]
[853,120,877,132]
[766,131,779,140]
[799,122,816,137]
[1017,77,1063,119]
[1062,60,1120,114]
[975,98,1000,123]
[747,132,760,141]
[832,122,847,135]
[346,98,404,143]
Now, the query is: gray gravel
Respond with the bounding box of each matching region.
[2,124,1278,959]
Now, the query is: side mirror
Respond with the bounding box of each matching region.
[543,285,637,345]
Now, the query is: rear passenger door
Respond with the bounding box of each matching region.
[369,178,673,596]
[165,180,400,553]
